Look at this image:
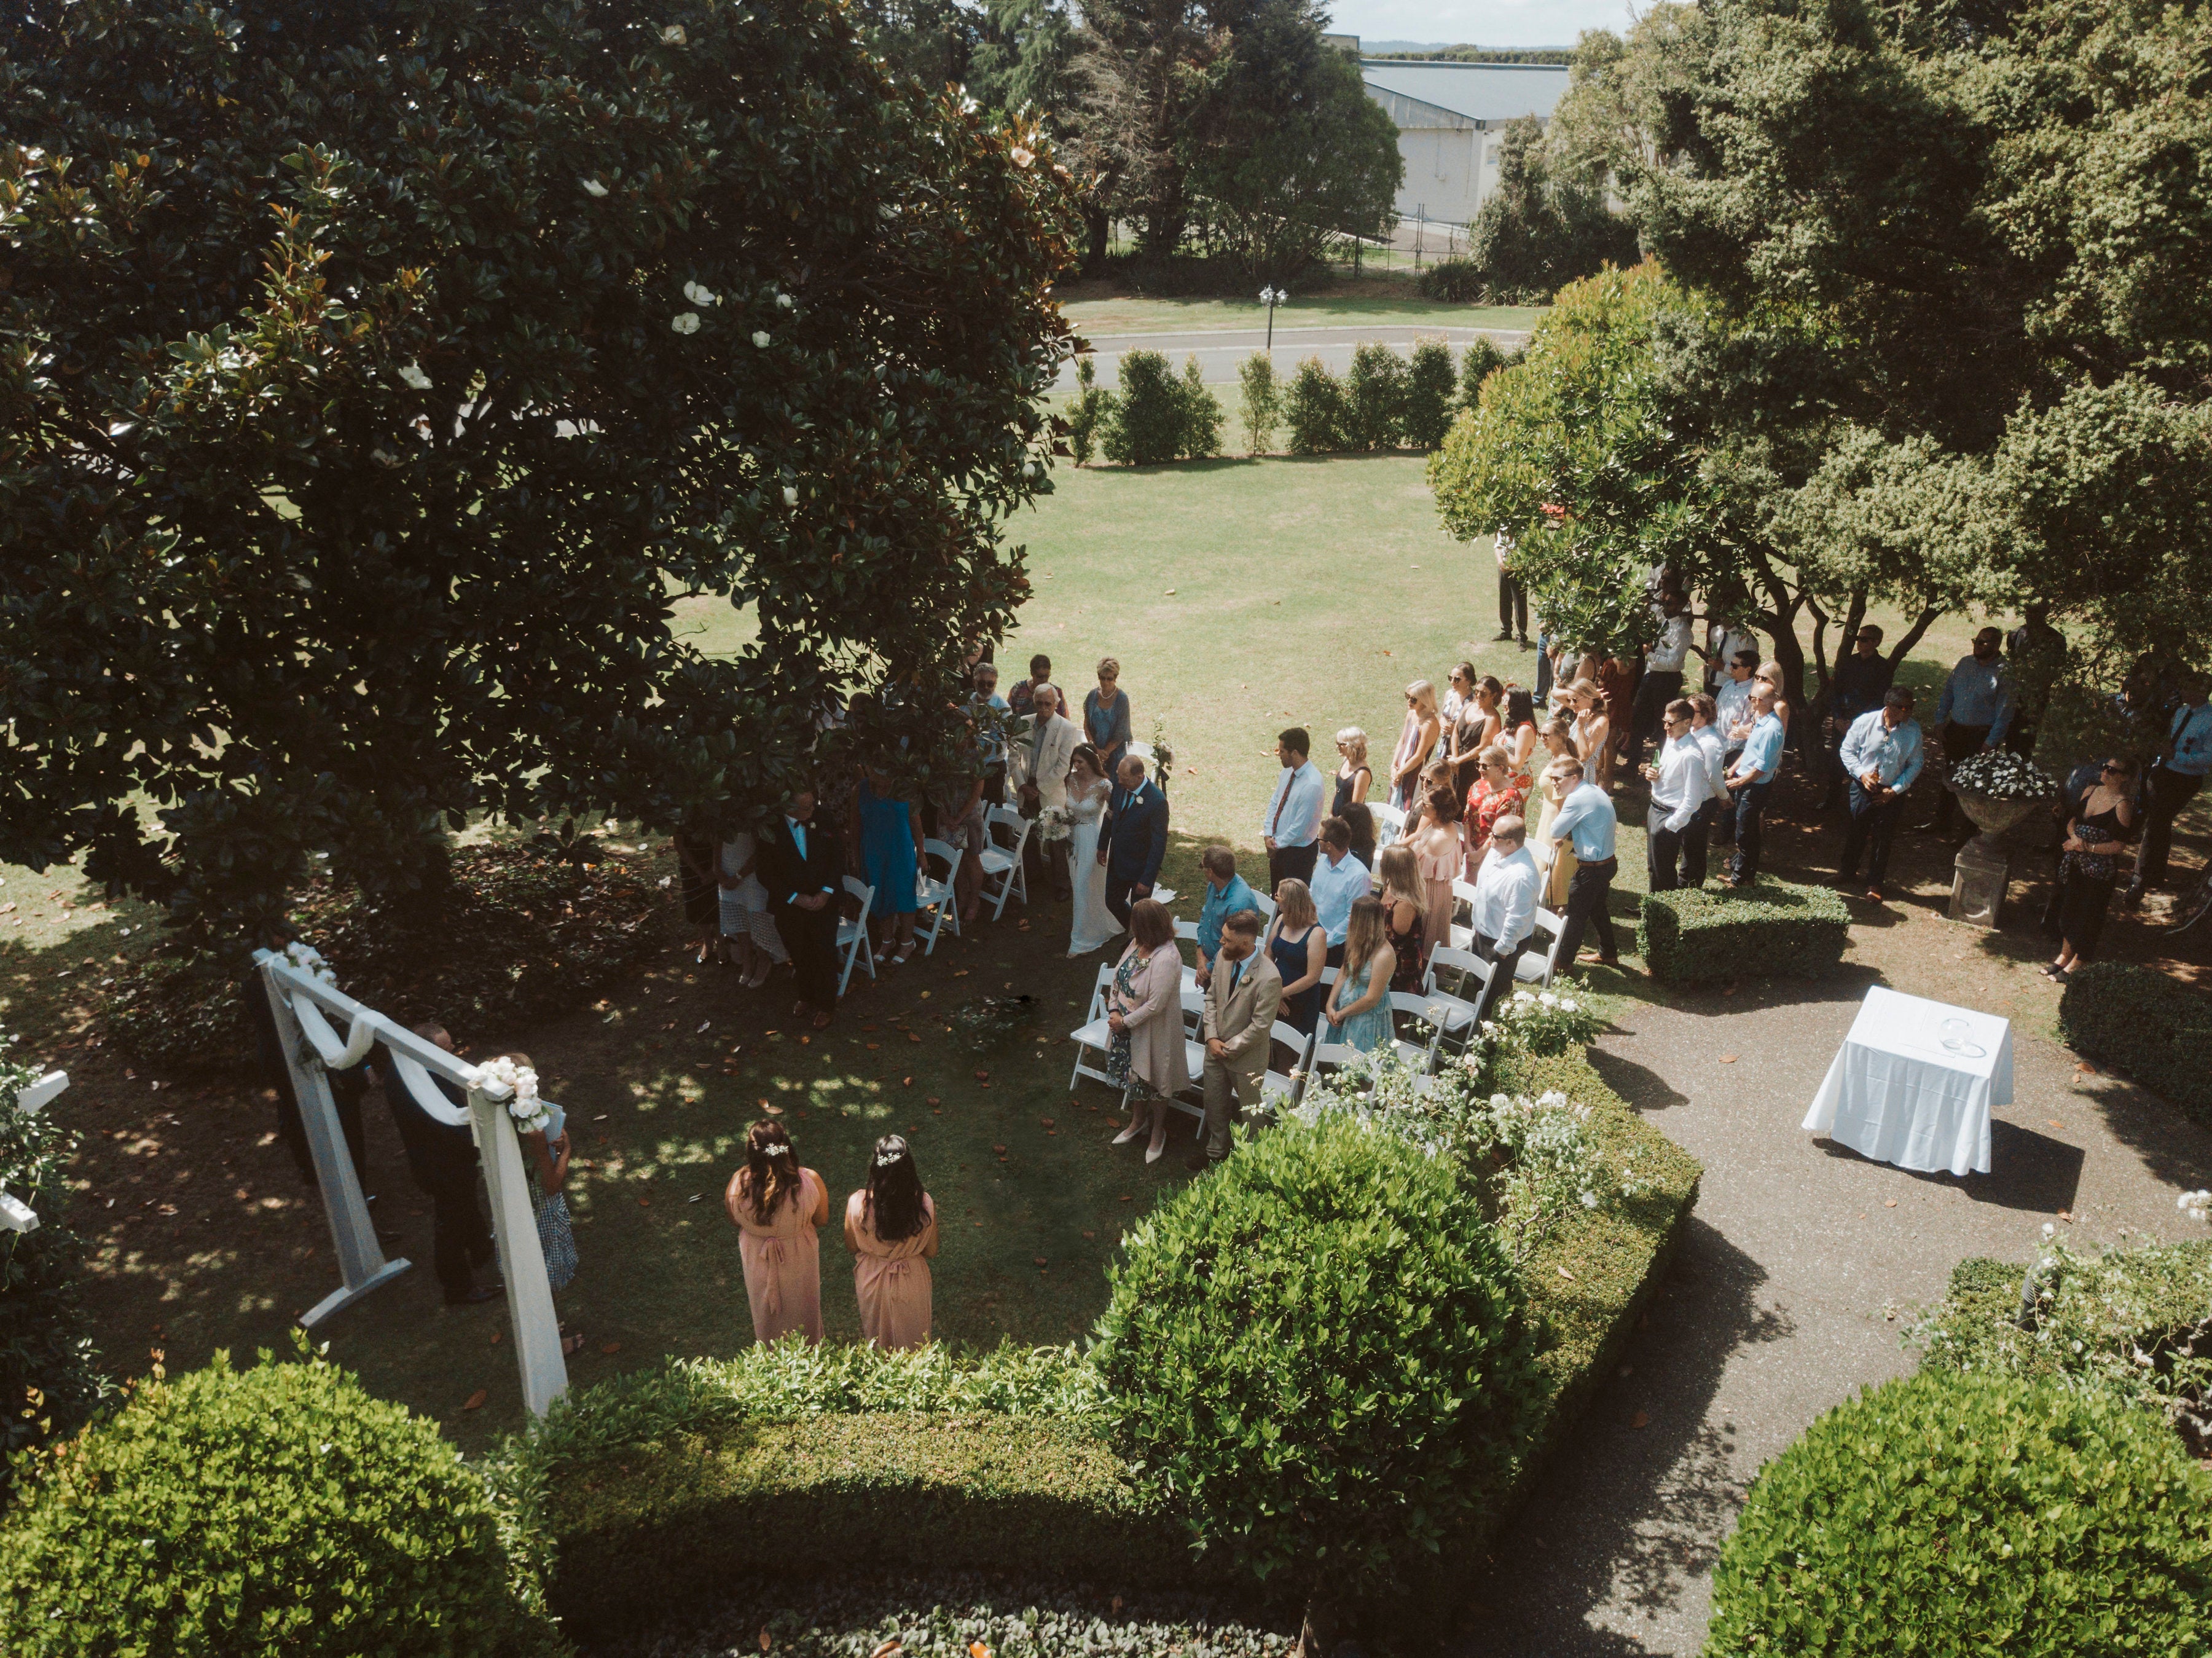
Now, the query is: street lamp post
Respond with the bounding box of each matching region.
[1259,285,1286,352]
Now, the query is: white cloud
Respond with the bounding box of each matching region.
[1325,0,1641,49]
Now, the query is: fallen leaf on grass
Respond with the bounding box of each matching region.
[602,1341,622,1354]
[1630,1410,1650,1429]
[975,1069,990,1081]
[1120,1194,1133,1203]
[490,1331,502,1346]
[901,1076,913,1087]
[1040,1117,1055,1127]
[463,1389,488,1412]
[926,1096,941,1106]
[993,1144,1007,1153]
[1035,1257,1048,1267]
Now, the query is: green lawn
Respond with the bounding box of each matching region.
[1061,293,1543,338]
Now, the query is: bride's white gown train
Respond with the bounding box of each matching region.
[1067,778,1117,954]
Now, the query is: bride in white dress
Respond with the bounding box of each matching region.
[1065,745,1118,955]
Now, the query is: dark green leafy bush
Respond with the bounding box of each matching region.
[1416,257,1484,302]
[2059,962,2212,1125]
[1092,1113,1541,1630]
[1458,336,1523,411]
[1344,340,1408,449]
[1638,876,1850,984]
[0,1344,544,1657]
[0,1040,111,1504]
[1067,355,1115,465]
[1099,350,1186,465]
[1705,1370,2212,1658]
[105,840,664,1075]
[1282,356,1352,454]
[1402,338,1459,448]
[1237,352,1281,454]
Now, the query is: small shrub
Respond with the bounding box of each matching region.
[1237,351,1280,454]
[0,1343,541,1656]
[1282,356,1351,454]
[1178,353,1224,458]
[1458,336,1520,411]
[1344,340,1409,449]
[106,839,665,1075]
[1094,1112,1541,1635]
[1066,355,1116,466]
[2059,962,2212,1125]
[1705,1370,2212,1658]
[1416,257,1485,302]
[1099,348,1186,465]
[1638,876,1849,984]
[0,1039,112,1505]
[1402,338,1459,448]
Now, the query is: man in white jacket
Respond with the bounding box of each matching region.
[1468,815,1541,1021]
[1641,699,1712,894]
[1016,684,1081,900]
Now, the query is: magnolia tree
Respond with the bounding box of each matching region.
[0,0,1077,937]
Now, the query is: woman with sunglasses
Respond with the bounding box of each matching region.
[2045,756,2139,982]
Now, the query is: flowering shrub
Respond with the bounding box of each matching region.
[1484,982,1602,1058]
[1948,747,2055,800]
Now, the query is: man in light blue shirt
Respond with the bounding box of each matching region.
[1260,727,1327,891]
[2130,674,2212,902]
[1837,688,1923,901]
[1547,760,1620,966]
[1309,817,1371,964]
[1193,846,1258,988]
[1726,686,1785,884]
[1929,627,2014,836]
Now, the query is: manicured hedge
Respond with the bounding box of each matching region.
[1638,877,1850,985]
[1706,1370,2212,1657]
[2059,962,2212,1125]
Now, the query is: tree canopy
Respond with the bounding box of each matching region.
[0,0,1077,937]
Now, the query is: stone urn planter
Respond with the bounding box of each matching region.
[1948,788,2044,856]
[1943,785,2047,926]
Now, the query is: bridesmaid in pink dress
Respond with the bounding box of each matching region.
[725,1120,829,1345]
[845,1135,940,1350]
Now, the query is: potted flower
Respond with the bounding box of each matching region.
[1945,748,2055,854]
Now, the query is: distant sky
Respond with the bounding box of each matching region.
[1328,0,1643,49]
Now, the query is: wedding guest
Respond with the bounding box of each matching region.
[1926,627,2014,836]
[1467,816,1540,1021]
[1193,846,1258,988]
[1502,688,1540,781]
[1260,727,1327,889]
[1322,897,1395,1055]
[846,1134,939,1350]
[674,831,722,966]
[1531,756,1580,913]
[1006,653,1060,720]
[1682,693,1729,888]
[1409,785,1465,970]
[1016,683,1080,900]
[2045,756,2139,982]
[1464,746,1526,879]
[1311,817,1371,967]
[716,827,786,988]
[1444,677,1490,797]
[1441,662,1475,726]
[934,741,987,927]
[1333,728,1374,827]
[2125,673,2212,906]
[1375,844,1429,991]
[1495,532,1531,645]
[726,1120,828,1345]
[1099,755,1169,928]
[971,662,1011,808]
[1641,699,1712,895]
[1265,879,1328,1035]
[1106,898,1190,1164]
[503,1051,584,1357]
[1389,680,1443,809]
[1821,626,1893,810]
[1190,910,1282,1171]
[382,1024,496,1306]
[1716,650,1760,759]
[1837,688,1924,903]
[1540,713,1580,768]
[1699,602,1759,696]
[1599,654,1639,768]
[1548,759,1621,968]
[1567,679,1614,793]
[1342,802,1378,871]
[854,762,924,965]
[1084,658,1132,779]
[2004,602,2067,759]
[759,786,845,1029]
[1754,661,1794,740]
[1725,685,1786,886]
[1064,744,1118,955]
[1627,588,1694,771]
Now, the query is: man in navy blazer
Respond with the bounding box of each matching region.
[1098,755,1169,929]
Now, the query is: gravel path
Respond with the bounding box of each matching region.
[1458,969,2212,1656]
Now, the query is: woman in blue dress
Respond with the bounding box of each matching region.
[854,764,924,965]
[1322,897,1396,1055]
[1084,657,1133,780]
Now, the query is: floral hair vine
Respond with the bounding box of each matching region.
[474,1055,549,1134]
[874,1145,905,1168]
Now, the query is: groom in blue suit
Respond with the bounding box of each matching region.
[1099,755,1169,929]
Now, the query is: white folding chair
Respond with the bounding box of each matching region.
[1068,965,1123,1097]
[1308,1038,1370,1084]
[1515,906,1567,986]
[1424,945,1492,1055]
[1386,990,1453,1072]
[835,875,877,996]
[1260,1020,1317,1110]
[1246,888,1278,922]
[976,806,1031,920]
[915,837,963,954]
[1371,801,1407,842]
[1179,981,1209,1040]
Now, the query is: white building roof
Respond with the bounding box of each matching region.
[1359,60,1572,128]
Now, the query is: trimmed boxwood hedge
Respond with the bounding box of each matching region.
[511,1047,1702,1640]
[1639,877,1850,986]
[2058,962,2212,1125]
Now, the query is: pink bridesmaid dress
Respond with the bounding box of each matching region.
[735,1169,825,1345]
[846,1190,939,1350]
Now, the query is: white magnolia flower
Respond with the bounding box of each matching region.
[581,177,610,198]
[752,329,771,348]
[396,361,432,390]
[782,485,798,506]
[671,312,700,334]
[1011,146,1035,168]
[776,291,795,310]
[659,23,688,44]
[683,281,718,307]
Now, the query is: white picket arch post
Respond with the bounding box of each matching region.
[254,953,570,1416]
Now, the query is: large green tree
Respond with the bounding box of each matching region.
[0,0,1077,937]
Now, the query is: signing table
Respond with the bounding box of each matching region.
[1802,986,2013,1176]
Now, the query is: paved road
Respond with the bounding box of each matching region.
[1456,972,2212,1656]
[1056,323,1531,390]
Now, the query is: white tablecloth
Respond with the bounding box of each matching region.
[1802,986,2013,1176]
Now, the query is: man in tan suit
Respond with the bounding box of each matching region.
[1014,683,1081,900]
[1189,909,1282,1169]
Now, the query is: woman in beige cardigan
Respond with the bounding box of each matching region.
[1105,898,1191,1165]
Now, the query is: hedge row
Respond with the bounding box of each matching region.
[1637,876,1851,986]
[2058,962,2212,1126]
